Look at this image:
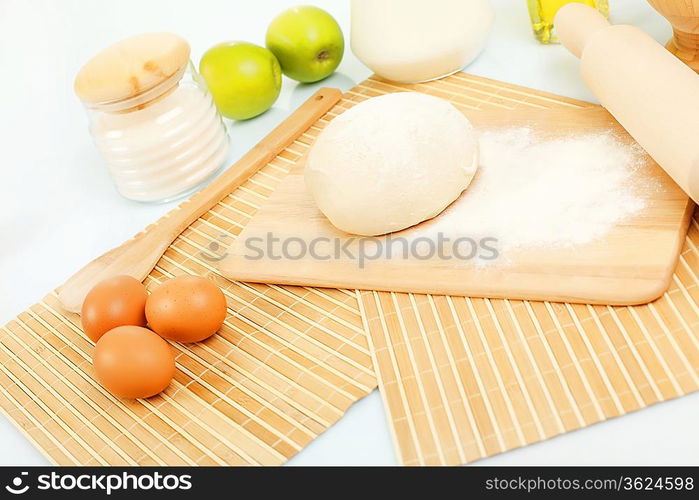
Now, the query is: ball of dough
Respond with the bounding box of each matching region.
[305,92,478,236]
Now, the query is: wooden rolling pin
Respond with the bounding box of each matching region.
[555,3,699,203]
[57,87,342,313]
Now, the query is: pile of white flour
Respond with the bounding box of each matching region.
[414,127,653,261]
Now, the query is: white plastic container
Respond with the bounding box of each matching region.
[75,33,229,203]
[350,0,495,83]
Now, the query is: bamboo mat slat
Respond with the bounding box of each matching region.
[0,104,376,465]
[355,73,699,465]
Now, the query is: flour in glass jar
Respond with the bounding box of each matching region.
[413,127,655,264]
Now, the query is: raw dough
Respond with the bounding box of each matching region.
[305,92,478,236]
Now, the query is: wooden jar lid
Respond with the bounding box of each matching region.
[74,33,191,105]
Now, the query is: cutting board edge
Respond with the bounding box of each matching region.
[218,267,669,306]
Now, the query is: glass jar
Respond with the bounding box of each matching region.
[74,33,229,203]
[350,0,495,83]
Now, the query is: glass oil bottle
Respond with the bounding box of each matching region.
[527,0,609,43]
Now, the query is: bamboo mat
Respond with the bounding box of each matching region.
[4,74,699,467]
[0,103,376,465]
[354,74,699,465]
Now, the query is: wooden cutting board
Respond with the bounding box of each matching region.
[219,102,693,306]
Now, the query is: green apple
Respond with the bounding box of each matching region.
[266,6,344,83]
[199,41,281,120]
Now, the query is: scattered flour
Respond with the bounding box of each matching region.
[413,127,654,262]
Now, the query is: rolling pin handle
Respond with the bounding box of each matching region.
[555,3,611,58]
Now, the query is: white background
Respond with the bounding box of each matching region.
[1,0,698,466]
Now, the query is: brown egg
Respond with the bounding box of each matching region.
[81,275,148,342]
[146,275,227,343]
[93,325,175,399]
